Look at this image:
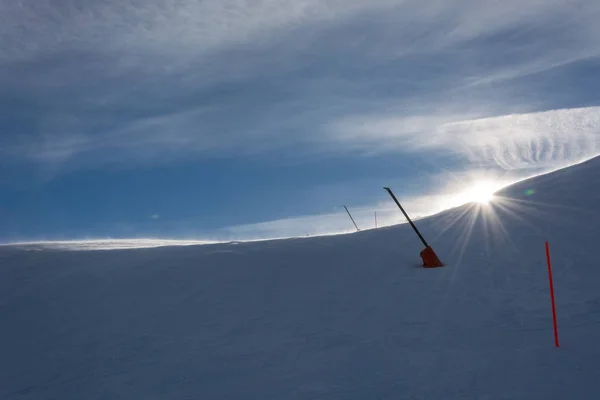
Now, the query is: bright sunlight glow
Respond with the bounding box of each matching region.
[463,181,497,204]
[435,178,506,212]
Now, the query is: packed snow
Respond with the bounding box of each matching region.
[1,156,600,399]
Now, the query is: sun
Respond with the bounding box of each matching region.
[439,178,506,210]
[464,181,497,204]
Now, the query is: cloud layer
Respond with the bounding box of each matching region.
[2,0,599,168]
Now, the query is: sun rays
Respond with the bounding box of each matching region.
[430,179,583,271]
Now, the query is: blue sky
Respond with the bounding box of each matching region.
[1,0,599,243]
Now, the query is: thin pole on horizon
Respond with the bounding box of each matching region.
[343,205,360,232]
[375,211,377,229]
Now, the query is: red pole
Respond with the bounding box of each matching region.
[545,241,560,348]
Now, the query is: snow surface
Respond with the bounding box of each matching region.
[1,156,600,399]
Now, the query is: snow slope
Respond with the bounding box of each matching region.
[1,156,600,399]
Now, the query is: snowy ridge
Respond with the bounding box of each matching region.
[1,156,600,399]
[2,238,218,251]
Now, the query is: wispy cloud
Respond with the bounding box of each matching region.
[328,106,600,170]
[2,0,599,168]
[0,0,396,63]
